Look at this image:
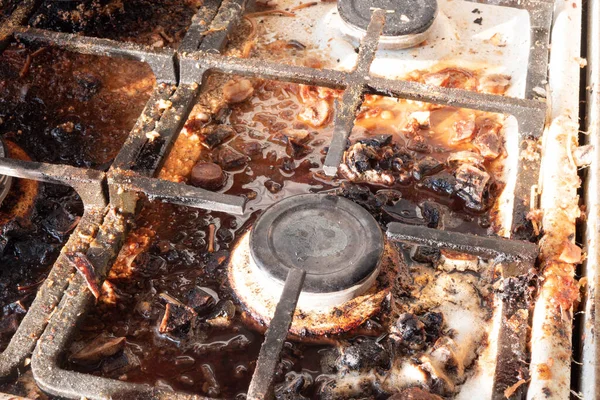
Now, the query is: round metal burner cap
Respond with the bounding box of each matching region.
[338,0,438,39]
[250,194,384,294]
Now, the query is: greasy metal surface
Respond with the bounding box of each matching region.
[0,158,106,207]
[250,194,383,292]
[323,9,386,176]
[109,173,246,215]
[0,0,552,398]
[337,0,438,36]
[178,0,222,53]
[386,222,539,266]
[179,6,548,237]
[247,268,306,400]
[109,85,175,213]
[388,222,537,398]
[580,0,600,394]
[492,282,530,400]
[13,26,177,83]
[0,209,104,380]
[0,141,13,206]
[0,0,39,51]
[0,0,248,390]
[130,84,201,176]
[197,0,246,54]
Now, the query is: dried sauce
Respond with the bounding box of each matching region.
[29,0,201,48]
[67,65,510,398]
[0,43,154,168]
[0,42,154,350]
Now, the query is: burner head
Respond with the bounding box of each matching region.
[250,193,384,294]
[0,140,13,206]
[337,0,438,49]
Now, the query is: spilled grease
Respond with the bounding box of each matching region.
[67,67,509,398]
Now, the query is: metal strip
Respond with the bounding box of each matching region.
[367,77,547,129]
[13,27,177,83]
[180,52,348,87]
[197,0,246,53]
[178,0,223,53]
[111,85,175,172]
[0,0,40,51]
[580,0,600,393]
[0,158,106,207]
[322,9,385,175]
[130,83,201,176]
[386,222,539,264]
[247,268,306,400]
[0,208,104,380]
[109,173,246,215]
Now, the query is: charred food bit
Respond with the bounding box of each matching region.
[101,347,140,378]
[189,161,226,191]
[407,135,433,153]
[205,300,236,328]
[412,157,444,180]
[420,172,458,196]
[202,125,235,149]
[236,140,263,158]
[298,99,331,127]
[223,79,254,103]
[158,293,196,333]
[429,337,464,378]
[159,303,195,333]
[473,131,502,160]
[340,142,394,185]
[412,246,442,265]
[208,223,216,253]
[217,146,248,170]
[186,286,216,315]
[275,371,312,400]
[407,111,431,129]
[392,313,426,350]
[477,74,511,94]
[336,338,390,372]
[357,134,393,148]
[446,151,484,167]
[286,138,312,158]
[66,252,101,299]
[70,335,126,365]
[451,119,477,143]
[454,164,491,210]
[272,128,312,145]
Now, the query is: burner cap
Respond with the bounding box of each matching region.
[338,0,437,45]
[250,194,384,294]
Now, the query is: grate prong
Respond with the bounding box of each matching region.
[247,267,306,400]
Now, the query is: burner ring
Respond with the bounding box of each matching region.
[250,193,384,294]
[338,0,438,37]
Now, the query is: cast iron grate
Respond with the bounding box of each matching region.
[0,0,552,398]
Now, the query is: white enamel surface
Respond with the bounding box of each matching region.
[527,0,582,398]
[258,0,531,98]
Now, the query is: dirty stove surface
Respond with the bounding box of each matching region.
[0,0,558,399]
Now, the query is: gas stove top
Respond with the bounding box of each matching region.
[0,0,591,399]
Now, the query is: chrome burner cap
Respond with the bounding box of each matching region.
[0,140,13,207]
[249,193,384,294]
[337,0,438,49]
